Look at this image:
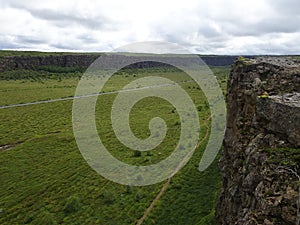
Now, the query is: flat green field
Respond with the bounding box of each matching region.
[0,66,229,224]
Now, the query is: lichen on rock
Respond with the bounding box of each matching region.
[216,57,300,225]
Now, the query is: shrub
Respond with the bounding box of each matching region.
[102,191,115,205]
[63,195,80,214]
[135,192,145,202]
[197,105,203,112]
[125,185,132,194]
[133,150,142,157]
[174,121,181,126]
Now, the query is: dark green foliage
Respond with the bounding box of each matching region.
[101,191,115,205]
[37,65,85,73]
[135,191,146,202]
[125,185,132,194]
[0,69,82,80]
[174,121,181,126]
[33,211,57,225]
[204,101,210,108]
[197,209,216,225]
[63,195,81,214]
[264,147,300,166]
[133,150,142,157]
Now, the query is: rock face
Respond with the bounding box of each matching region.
[0,54,100,71]
[0,54,236,71]
[216,57,300,224]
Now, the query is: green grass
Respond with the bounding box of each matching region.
[0,79,79,106]
[0,66,229,106]
[0,68,83,80]
[0,66,229,224]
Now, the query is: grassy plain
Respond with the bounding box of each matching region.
[0,65,229,224]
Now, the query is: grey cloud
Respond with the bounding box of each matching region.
[0,37,29,49]
[0,35,46,49]
[50,43,79,51]
[159,34,192,47]
[9,2,112,30]
[224,17,300,37]
[31,9,106,29]
[1,0,300,54]
[269,0,300,15]
[197,26,221,38]
[16,35,45,45]
[0,42,22,49]
[77,34,99,44]
[115,41,191,54]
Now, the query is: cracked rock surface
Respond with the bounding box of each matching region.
[216,57,300,225]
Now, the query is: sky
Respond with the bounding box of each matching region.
[0,0,299,55]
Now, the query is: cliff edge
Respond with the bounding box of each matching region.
[216,57,300,225]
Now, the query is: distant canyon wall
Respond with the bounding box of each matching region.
[0,54,237,72]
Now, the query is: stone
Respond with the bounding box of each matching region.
[216,57,300,225]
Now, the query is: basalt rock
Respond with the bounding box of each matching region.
[216,57,300,225]
[0,54,100,71]
[0,54,237,72]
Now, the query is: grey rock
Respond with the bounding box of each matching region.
[216,57,300,225]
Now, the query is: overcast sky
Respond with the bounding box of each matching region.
[0,0,299,54]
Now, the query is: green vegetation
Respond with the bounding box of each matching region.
[259,91,269,99]
[0,64,229,224]
[0,79,79,106]
[292,56,300,61]
[237,56,246,61]
[0,68,83,80]
[63,195,81,214]
[263,147,300,167]
[32,210,57,225]
[237,56,252,65]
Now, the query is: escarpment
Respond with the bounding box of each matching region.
[0,54,100,72]
[0,54,236,72]
[216,57,300,224]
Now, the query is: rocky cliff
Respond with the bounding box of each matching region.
[0,54,236,72]
[0,54,100,71]
[216,57,300,224]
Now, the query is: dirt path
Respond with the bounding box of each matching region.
[136,115,211,225]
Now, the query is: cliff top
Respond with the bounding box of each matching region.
[240,56,300,68]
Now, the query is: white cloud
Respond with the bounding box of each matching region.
[0,0,299,54]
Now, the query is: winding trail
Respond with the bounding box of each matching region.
[136,115,211,225]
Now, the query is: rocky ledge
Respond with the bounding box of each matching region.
[216,57,300,225]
